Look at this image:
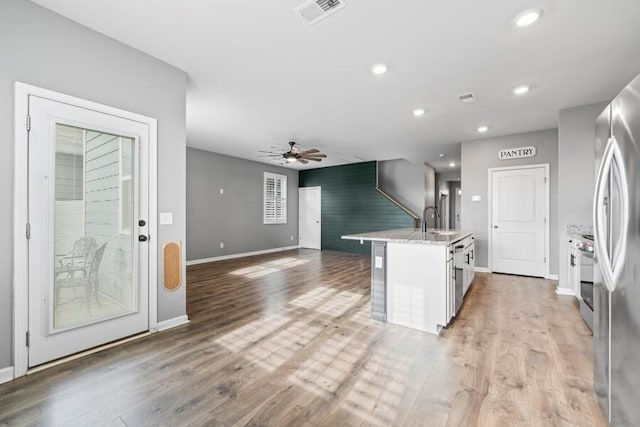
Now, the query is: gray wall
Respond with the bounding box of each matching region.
[186,148,299,261]
[461,129,559,275]
[557,102,608,290]
[377,159,426,217]
[0,0,187,369]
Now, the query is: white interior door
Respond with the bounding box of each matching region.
[28,95,150,367]
[490,166,547,277]
[299,187,321,250]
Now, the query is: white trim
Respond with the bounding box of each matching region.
[0,366,14,385]
[186,245,300,266]
[148,115,158,332]
[27,332,151,375]
[546,274,559,280]
[555,287,575,296]
[487,163,550,278]
[156,315,190,332]
[474,266,491,273]
[13,82,159,378]
[13,84,29,378]
[263,172,287,224]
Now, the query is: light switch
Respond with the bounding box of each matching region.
[375,256,383,269]
[220,188,224,194]
[160,212,173,225]
[471,195,481,202]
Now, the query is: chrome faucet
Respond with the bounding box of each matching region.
[422,206,440,232]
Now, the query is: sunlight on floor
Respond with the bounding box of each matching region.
[289,286,337,309]
[315,290,364,318]
[214,314,290,352]
[341,348,412,427]
[289,334,368,398]
[229,257,311,278]
[245,321,322,372]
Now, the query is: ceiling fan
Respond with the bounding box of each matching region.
[259,141,327,165]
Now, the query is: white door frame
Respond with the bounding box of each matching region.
[13,82,158,378]
[487,163,550,278]
[299,186,321,250]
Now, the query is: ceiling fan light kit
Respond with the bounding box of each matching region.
[260,141,327,166]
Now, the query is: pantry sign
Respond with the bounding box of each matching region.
[498,145,536,160]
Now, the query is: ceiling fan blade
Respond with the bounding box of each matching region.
[301,153,327,159]
[305,157,322,162]
[301,148,319,155]
[299,159,309,164]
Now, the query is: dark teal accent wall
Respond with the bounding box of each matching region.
[299,161,416,254]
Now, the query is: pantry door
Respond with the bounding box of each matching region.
[489,165,548,278]
[26,94,151,367]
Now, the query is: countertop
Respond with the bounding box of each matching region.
[341,228,474,245]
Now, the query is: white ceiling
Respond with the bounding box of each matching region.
[31,0,640,171]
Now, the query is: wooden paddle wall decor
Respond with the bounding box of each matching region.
[163,241,182,291]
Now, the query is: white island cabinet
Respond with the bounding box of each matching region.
[342,228,475,335]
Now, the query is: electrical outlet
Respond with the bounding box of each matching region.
[291,235,294,241]
[220,188,224,194]
[220,242,224,249]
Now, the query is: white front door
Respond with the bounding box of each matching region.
[299,187,321,250]
[28,95,150,367]
[490,166,547,277]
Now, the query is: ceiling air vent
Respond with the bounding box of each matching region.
[296,0,347,25]
[458,92,477,103]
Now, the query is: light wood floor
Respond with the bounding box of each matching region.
[0,249,606,426]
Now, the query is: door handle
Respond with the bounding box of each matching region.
[493,225,498,229]
[138,235,148,242]
[594,136,629,292]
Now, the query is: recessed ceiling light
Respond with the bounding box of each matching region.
[477,125,489,133]
[515,8,543,27]
[413,108,425,117]
[449,162,456,168]
[513,85,530,95]
[371,63,387,75]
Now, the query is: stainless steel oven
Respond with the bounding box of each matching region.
[577,234,594,330]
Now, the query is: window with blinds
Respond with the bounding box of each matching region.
[264,172,287,224]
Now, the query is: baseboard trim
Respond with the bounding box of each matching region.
[27,332,151,375]
[546,274,559,280]
[474,267,490,273]
[156,315,190,332]
[186,245,300,266]
[0,366,14,384]
[555,287,575,296]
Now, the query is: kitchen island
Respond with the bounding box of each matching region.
[342,228,475,334]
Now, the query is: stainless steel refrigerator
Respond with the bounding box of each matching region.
[593,73,640,426]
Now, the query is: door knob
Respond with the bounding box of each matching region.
[138,235,148,242]
[493,225,498,229]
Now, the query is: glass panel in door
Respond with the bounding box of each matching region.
[53,124,137,330]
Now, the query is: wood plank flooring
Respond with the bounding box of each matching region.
[0,249,606,426]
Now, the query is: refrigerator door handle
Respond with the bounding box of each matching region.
[594,136,629,292]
